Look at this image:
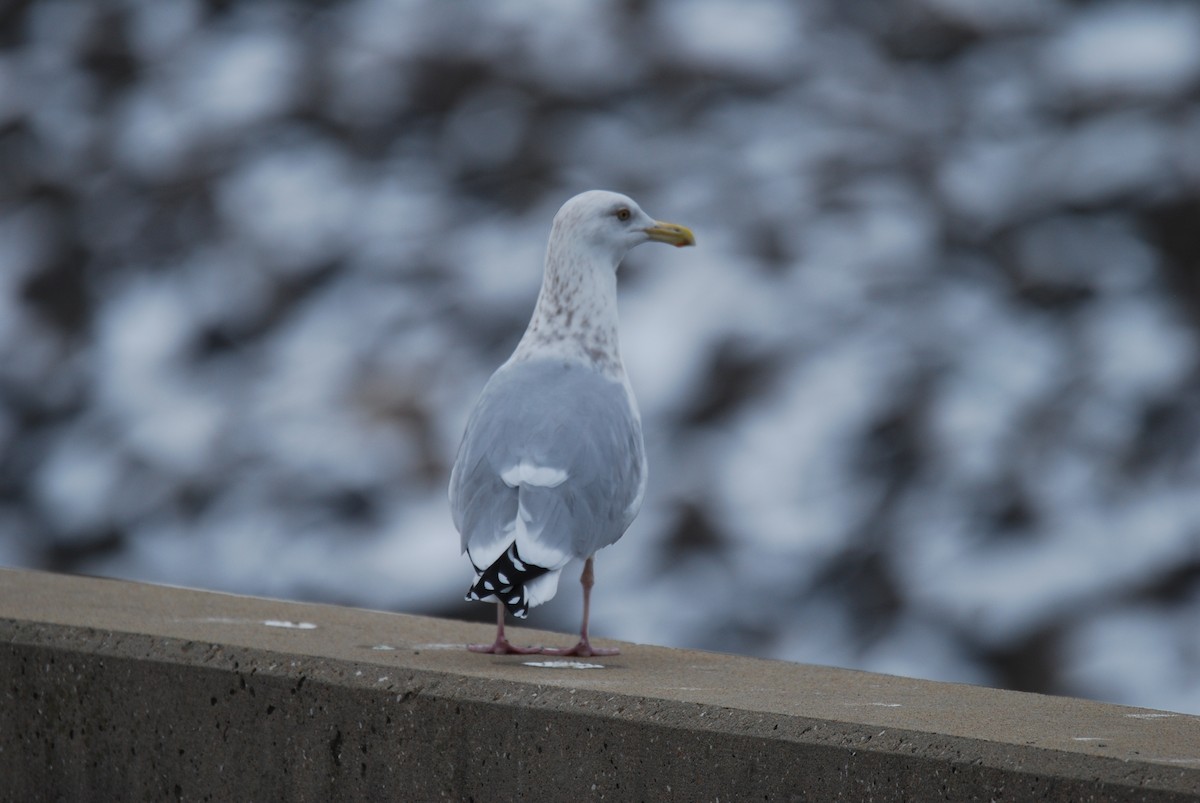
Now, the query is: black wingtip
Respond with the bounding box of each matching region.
[466,543,550,618]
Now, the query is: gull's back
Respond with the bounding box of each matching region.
[449,357,646,573]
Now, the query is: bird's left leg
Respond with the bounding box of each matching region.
[468,602,541,654]
[541,557,619,657]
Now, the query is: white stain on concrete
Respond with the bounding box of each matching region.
[843,702,903,708]
[192,616,317,629]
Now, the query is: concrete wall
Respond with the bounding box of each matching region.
[2,568,1198,801]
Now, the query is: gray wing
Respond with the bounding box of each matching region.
[449,358,646,572]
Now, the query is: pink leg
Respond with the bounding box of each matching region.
[468,602,541,654]
[541,557,619,657]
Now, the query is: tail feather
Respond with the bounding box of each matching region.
[465,542,550,618]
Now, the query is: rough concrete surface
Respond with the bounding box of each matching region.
[1,568,1197,801]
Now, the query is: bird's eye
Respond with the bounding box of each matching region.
[615,207,631,222]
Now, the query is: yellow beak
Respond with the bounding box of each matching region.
[644,220,696,248]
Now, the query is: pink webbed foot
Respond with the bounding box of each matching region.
[467,638,542,655]
[540,640,619,657]
[467,602,540,654]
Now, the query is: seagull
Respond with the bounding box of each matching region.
[449,190,695,656]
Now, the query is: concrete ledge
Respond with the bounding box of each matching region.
[2,568,1198,801]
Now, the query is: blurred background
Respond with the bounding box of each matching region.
[2,0,1200,714]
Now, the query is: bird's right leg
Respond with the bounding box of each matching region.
[540,557,619,657]
[468,602,541,654]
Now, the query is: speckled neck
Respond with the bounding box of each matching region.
[511,227,625,378]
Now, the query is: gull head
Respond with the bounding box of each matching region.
[550,190,695,268]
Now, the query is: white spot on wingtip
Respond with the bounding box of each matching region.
[498,572,509,585]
